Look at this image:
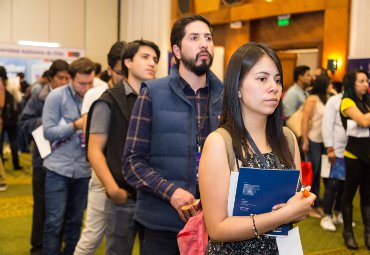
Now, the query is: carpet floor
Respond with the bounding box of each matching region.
[0,152,368,254]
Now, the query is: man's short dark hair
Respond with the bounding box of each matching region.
[107,41,127,69]
[95,63,102,75]
[121,40,161,77]
[16,72,25,79]
[170,15,212,65]
[69,57,96,79]
[293,65,310,82]
[48,59,69,78]
[42,70,49,78]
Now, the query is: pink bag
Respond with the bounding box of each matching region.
[177,209,208,255]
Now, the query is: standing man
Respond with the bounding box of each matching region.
[86,39,160,255]
[19,59,70,255]
[74,41,127,255]
[42,57,95,255]
[283,65,311,119]
[123,15,223,254]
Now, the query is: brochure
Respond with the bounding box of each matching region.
[228,167,300,236]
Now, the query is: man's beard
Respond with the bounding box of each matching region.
[181,51,213,76]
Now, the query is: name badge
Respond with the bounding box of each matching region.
[196,150,201,182]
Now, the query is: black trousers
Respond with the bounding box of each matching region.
[30,166,46,255]
[137,222,179,255]
[0,125,20,168]
[323,178,344,215]
[342,157,370,209]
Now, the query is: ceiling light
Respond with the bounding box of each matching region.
[18,40,60,48]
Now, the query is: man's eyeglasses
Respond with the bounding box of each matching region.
[113,69,124,76]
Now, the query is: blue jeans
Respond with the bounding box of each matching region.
[308,140,325,208]
[43,170,89,255]
[105,197,137,255]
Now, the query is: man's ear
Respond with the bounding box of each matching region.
[106,66,113,76]
[173,45,181,60]
[124,58,132,70]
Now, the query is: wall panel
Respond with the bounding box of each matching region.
[50,0,84,48]
[13,0,48,42]
[213,22,250,71]
[0,0,12,43]
[121,0,171,78]
[349,0,370,58]
[85,0,118,65]
[322,0,350,80]
[251,12,324,50]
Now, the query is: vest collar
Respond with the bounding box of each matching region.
[168,64,224,106]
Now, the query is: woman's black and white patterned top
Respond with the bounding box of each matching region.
[206,151,299,255]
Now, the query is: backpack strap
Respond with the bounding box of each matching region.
[283,126,296,166]
[215,127,236,172]
[216,127,296,170]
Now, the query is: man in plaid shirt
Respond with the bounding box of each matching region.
[123,15,224,255]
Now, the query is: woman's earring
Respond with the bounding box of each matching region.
[238,91,242,98]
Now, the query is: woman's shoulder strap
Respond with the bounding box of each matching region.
[283,126,295,160]
[214,127,236,172]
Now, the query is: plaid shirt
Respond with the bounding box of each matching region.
[123,77,210,201]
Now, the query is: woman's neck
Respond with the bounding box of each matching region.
[243,112,270,153]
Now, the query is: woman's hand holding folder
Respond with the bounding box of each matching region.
[271,186,316,224]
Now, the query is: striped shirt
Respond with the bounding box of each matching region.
[123,77,210,201]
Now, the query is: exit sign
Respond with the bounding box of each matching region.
[278,19,289,26]
[277,14,291,27]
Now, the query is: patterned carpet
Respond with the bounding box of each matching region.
[0,151,369,254]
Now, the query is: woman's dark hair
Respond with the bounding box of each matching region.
[220,42,294,168]
[310,74,330,104]
[100,70,111,83]
[343,69,370,113]
[332,81,343,93]
[95,63,102,75]
[0,66,8,81]
[48,59,69,78]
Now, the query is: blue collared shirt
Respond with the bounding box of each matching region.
[283,83,307,118]
[42,84,90,178]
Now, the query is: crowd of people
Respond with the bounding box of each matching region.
[0,14,369,255]
[283,65,370,251]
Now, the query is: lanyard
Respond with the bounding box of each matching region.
[196,87,210,153]
[245,130,282,169]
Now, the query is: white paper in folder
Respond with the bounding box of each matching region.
[31,125,51,159]
[321,154,331,178]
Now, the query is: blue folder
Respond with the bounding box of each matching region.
[232,167,300,236]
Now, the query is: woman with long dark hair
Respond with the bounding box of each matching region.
[301,74,330,218]
[340,69,370,250]
[199,42,315,254]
